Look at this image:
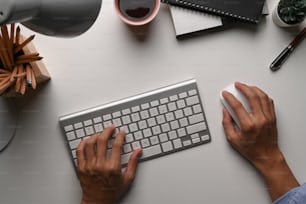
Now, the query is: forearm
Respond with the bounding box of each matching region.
[253,150,299,201]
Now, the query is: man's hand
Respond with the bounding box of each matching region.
[76,126,142,204]
[222,82,299,201]
[222,82,280,167]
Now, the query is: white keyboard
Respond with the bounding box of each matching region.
[59,79,211,167]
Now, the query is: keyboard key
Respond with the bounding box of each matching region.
[103,114,112,121]
[132,141,141,150]
[183,107,193,116]
[192,138,201,144]
[159,133,168,142]
[74,122,83,129]
[160,97,169,104]
[150,136,159,145]
[177,128,186,137]
[142,145,162,159]
[131,113,140,122]
[122,109,131,115]
[112,111,121,118]
[186,95,200,106]
[156,115,166,125]
[129,123,138,132]
[167,102,177,111]
[188,89,197,96]
[125,134,134,143]
[141,103,150,110]
[84,119,93,126]
[186,122,207,135]
[66,131,76,140]
[143,128,152,138]
[134,131,143,140]
[192,104,202,114]
[158,105,168,114]
[69,139,81,149]
[140,110,149,119]
[169,95,178,101]
[121,152,132,165]
[122,115,131,125]
[141,139,150,148]
[174,109,184,119]
[76,129,85,138]
[179,92,188,98]
[132,106,140,112]
[152,126,162,135]
[112,118,122,127]
[173,139,182,149]
[179,118,188,127]
[168,131,178,140]
[93,117,102,123]
[170,120,179,130]
[147,118,156,127]
[201,135,210,141]
[165,112,175,122]
[138,120,147,130]
[85,126,95,136]
[162,141,173,152]
[183,140,192,146]
[120,126,129,133]
[103,121,112,128]
[161,123,170,132]
[149,107,159,117]
[123,144,132,153]
[188,113,204,124]
[177,100,186,109]
[150,100,159,107]
[64,125,73,132]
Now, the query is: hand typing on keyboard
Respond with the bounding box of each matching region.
[77,126,142,204]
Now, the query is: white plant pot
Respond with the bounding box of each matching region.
[272,6,302,27]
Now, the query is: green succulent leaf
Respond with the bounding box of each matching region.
[278,0,306,24]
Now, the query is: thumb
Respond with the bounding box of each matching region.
[122,148,143,189]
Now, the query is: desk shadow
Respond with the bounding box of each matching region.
[12,81,51,112]
[0,81,50,152]
[125,22,154,42]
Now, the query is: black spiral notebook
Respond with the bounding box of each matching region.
[161,0,266,23]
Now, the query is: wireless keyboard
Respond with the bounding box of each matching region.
[59,79,211,167]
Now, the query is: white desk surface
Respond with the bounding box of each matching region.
[1,0,305,203]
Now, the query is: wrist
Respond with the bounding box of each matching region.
[251,149,299,201]
[251,149,285,174]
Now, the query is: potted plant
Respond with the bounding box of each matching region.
[272,0,306,27]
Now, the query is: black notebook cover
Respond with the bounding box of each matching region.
[161,0,266,23]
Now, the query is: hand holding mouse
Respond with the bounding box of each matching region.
[221,82,299,201]
[221,82,279,165]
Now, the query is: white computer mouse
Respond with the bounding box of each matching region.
[220,83,251,128]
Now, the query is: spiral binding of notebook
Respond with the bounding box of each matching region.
[161,0,266,23]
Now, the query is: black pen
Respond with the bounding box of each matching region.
[270,27,306,72]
